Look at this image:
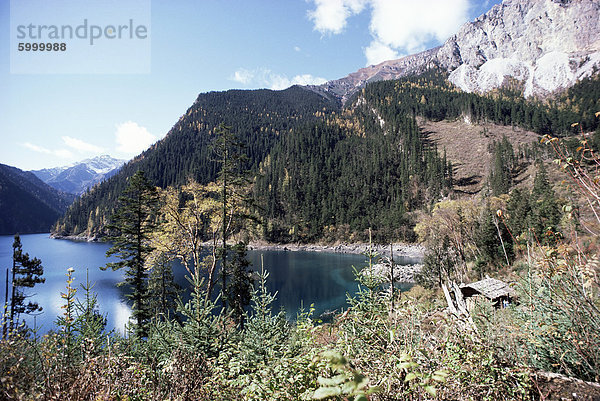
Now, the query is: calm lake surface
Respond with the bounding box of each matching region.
[0,234,418,334]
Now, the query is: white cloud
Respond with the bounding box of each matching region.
[290,74,328,86]
[365,40,400,66]
[61,136,105,154]
[308,0,368,35]
[232,69,254,85]
[23,142,72,159]
[294,46,302,52]
[23,142,51,154]
[230,68,327,90]
[115,121,156,156]
[307,0,470,66]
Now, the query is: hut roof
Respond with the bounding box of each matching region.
[460,278,515,300]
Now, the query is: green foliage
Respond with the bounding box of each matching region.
[151,274,225,360]
[476,206,514,266]
[256,114,450,242]
[1,260,542,400]
[225,242,253,328]
[528,163,561,245]
[54,86,338,238]
[488,136,516,196]
[56,267,77,364]
[72,270,108,357]
[6,234,45,336]
[0,163,74,235]
[358,69,600,136]
[212,123,254,311]
[313,350,377,401]
[104,170,160,338]
[53,70,600,244]
[147,254,180,321]
[56,268,108,366]
[512,245,600,382]
[240,267,289,367]
[417,235,460,289]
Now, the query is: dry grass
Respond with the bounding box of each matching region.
[419,117,540,194]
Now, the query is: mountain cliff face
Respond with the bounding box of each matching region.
[314,0,600,103]
[31,155,125,195]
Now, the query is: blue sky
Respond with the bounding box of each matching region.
[0,0,500,171]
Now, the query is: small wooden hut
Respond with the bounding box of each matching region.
[460,277,515,310]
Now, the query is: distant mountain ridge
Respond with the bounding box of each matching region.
[311,0,600,103]
[31,155,125,195]
[0,164,75,235]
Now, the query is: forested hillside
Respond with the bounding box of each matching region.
[0,164,75,234]
[53,86,339,237]
[53,70,600,241]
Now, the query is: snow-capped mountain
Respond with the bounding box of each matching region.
[31,155,126,195]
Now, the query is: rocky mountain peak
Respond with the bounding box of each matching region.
[442,0,600,96]
[30,155,126,195]
[313,0,600,102]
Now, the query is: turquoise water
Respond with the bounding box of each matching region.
[0,234,417,334]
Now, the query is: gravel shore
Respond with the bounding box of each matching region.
[246,241,424,259]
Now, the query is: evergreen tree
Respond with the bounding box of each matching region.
[416,235,457,289]
[147,254,180,321]
[242,266,289,365]
[104,171,159,338]
[73,270,107,358]
[211,123,251,311]
[225,242,253,329]
[506,187,531,238]
[4,234,45,337]
[488,136,516,196]
[529,163,561,244]
[476,207,513,266]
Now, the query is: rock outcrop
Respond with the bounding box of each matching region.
[312,0,600,103]
[442,0,600,97]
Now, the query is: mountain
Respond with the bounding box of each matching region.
[31,155,126,195]
[312,0,600,103]
[0,164,75,235]
[53,86,340,238]
[52,0,600,241]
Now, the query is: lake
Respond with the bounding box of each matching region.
[0,234,418,334]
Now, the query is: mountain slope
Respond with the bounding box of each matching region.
[31,155,125,195]
[312,0,600,103]
[51,0,600,240]
[0,164,75,235]
[53,86,340,237]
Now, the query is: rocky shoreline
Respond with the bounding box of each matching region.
[50,233,101,242]
[361,262,423,283]
[246,241,424,259]
[50,234,425,261]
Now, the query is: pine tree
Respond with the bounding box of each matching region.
[477,207,513,266]
[104,170,159,338]
[529,162,561,244]
[147,254,180,321]
[211,123,250,312]
[4,234,45,337]
[506,187,532,238]
[225,242,253,329]
[488,136,515,196]
[73,269,107,358]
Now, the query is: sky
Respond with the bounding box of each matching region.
[0,0,500,171]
